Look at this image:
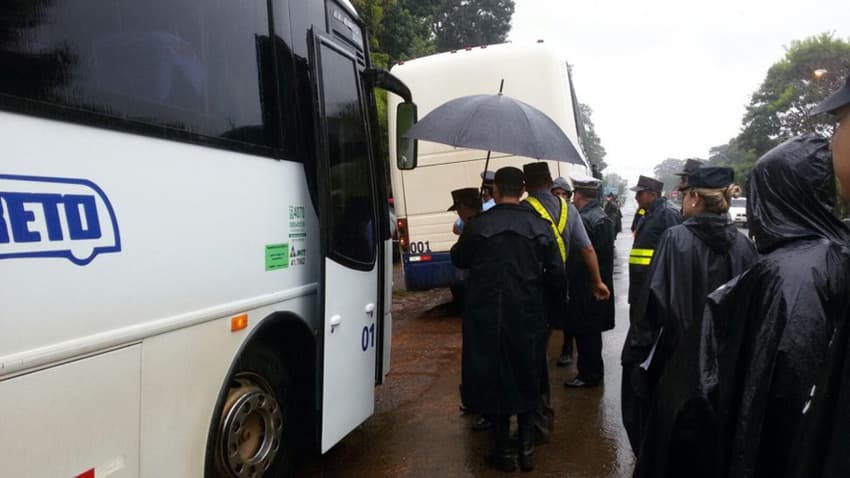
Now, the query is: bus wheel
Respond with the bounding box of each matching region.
[214,344,293,478]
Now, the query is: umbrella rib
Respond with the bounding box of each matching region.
[516,101,539,158]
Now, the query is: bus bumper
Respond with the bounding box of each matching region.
[402,252,464,291]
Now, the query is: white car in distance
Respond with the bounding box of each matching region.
[729,197,747,226]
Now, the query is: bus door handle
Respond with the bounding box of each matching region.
[364,303,376,318]
[330,314,342,332]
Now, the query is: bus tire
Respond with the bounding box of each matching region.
[212,342,294,478]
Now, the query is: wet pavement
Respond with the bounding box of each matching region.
[299,208,640,477]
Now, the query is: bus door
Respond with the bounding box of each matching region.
[311,31,381,452]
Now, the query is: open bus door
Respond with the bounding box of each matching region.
[310,31,381,452]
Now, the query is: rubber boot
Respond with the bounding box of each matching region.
[518,412,536,472]
[485,414,516,472]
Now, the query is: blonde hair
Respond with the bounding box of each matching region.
[687,184,742,214]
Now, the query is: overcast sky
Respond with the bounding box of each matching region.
[509,0,848,186]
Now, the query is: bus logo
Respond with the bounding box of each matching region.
[0,174,121,265]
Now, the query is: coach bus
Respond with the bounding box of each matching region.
[0,1,417,477]
[387,41,589,293]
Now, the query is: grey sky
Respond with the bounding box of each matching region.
[509,0,848,187]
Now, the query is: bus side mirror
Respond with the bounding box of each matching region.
[396,102,418,170]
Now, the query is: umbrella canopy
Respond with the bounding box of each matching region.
[404,93,585,165]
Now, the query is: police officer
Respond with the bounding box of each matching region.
[620,175,681,454]
[563,173,616,388]
[522,162,610,444]
[453,171,496,235]
[522,163,609,300]
[674,158,704,192]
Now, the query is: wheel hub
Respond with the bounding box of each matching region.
[218,375,283,478]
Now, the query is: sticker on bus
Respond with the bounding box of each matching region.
[0,174,121,265]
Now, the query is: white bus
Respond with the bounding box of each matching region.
[0,1,418,477]
[387,42,590,292]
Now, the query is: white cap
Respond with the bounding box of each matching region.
[570,172,601,189]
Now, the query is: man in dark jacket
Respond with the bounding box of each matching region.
[522,162,610,444]
[451,167,566,472]
[620,175,682,454]
[563,174,616,388]
[634,136,850,477]
[604,193,623,235]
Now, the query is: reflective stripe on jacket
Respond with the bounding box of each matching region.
[525,196,568,263]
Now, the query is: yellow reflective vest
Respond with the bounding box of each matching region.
[525,196,568,263]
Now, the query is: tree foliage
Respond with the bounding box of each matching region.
[432,0,515,52]
[737,34,850,165]
[656,33,850,190]
[653,158,686,196]
[579,103,608,172]
[353,0,515,65]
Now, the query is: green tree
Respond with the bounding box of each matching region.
[432,0,515,52]
[706,138,757,186]
[739,33,850,158]
[579,103,607,172]
[653,158,686,196]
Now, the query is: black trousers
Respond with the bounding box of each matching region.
[621,362,650,455]
[575,332,604,384]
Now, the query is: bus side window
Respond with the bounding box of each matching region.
[320,45,377,267]
[0,0,280,154]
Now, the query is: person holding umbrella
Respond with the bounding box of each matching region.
[451,167,566,472]
[452,171,496,235]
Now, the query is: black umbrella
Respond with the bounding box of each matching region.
[403,87,585,167]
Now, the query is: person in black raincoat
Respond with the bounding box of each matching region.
[604,193,623,235]
[637,167,758,388]
[620,175,682,454]
[783,73,850,478]
[563,174,616,387]
[451,167,566,472]
[634,135,850,478]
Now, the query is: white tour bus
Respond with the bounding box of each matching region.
[387,42,589,292]
[0,1,418,477]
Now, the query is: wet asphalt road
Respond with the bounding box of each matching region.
[299,208,641,477]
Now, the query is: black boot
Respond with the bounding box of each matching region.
[518,412,536,472]
[486,414,516,472]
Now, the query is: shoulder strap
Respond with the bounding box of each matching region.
[525,196,567,263]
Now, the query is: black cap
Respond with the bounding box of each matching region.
[447,187,480,211]
[675,158,704,177]
[630,175,664,193]
[522,162,552,184]
[811,75,850,116]
[683,166,734,189]
[480,170,496,185]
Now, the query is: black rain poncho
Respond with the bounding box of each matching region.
[640,213,758,383]
[564,199,616,335]
[635,135,850,478]
[451,204,566,415]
